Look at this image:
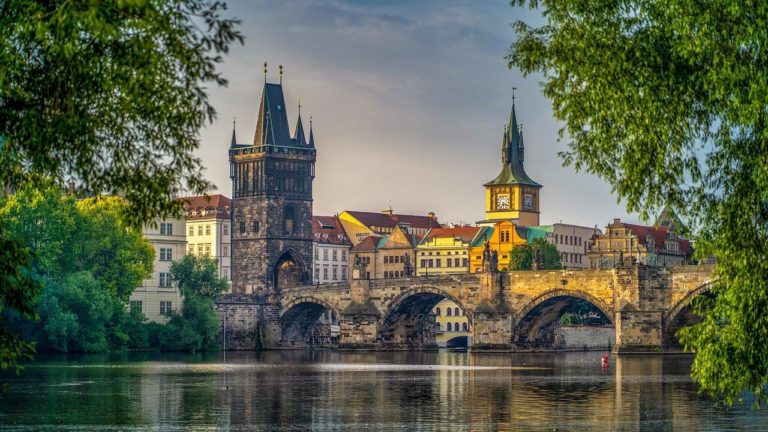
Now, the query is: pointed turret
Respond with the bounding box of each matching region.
[308,116,315,147]
[230,118,238,148]
[485,95,541,188]
[293,102,307,146]
[502,124,509,165]
[518,125,525,163]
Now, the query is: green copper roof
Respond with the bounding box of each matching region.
[525,225,553,243]
[485,102,541,187]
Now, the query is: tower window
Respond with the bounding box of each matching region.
[253,221,260,233]
[284,205,295,234]
[239,222,245,234]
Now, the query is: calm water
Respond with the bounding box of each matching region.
[1,351,766,431]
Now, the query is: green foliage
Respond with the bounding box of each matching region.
[559,313,580,326]
[170,254,229,300]
[509,238,562,271]
[509,0,768,404]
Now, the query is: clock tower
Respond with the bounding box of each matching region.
[481,99,542,227]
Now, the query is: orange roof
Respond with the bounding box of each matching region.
[344,210,441,231]
[350,235,382,252]
[624,223,692,255]
[312,216,351,246]
[422,226,481,243]
[179,194,231,220]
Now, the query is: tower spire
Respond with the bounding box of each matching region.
[230,116,237,147]
[293,100,306,145]
[308,116,315,147]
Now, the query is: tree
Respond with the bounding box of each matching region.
[509,238,562,271]
[170,254,229,300]
[0,0,241,371]
[509,0,768,404]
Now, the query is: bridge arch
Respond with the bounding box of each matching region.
[663,282,714,331]
[280,296,340,346]
[379,285,472,348]
[513,289,614,348]
[271,247,308,291]
[663,282,715,348]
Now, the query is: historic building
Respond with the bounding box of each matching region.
[338,209,441,246]
[587,218,693,269]
[468,221,528,273]
[312,215,351,284]
[128,216,186,323]
[182,194,232,280]
[415,226,488,276]
[432,299,471,347]
[479,99,542,227]
[229,77,316,294]
[526,223,602,269]
[349,224,420,280]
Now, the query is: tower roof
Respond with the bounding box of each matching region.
[485,101,541,187]
[253,83,293,147]
[293,111,307,146]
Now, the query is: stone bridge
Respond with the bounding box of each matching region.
[216,264,714,353]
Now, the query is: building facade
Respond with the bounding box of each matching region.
[312,216,351,284]
[433,299,470,347]
[587,218,692,269]
[415,226,486,276]
[182,194,232,280]
[526,223,602,269]
[468,221,528,273]
[129,217,186,323]
[229,79,316,294]
[480,100,542,227]
[349,225,420,280]
[338,209,441,246]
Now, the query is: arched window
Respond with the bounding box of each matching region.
[436,322,441,331]
[446,322,452,332]
[447,308,452,316]
[455,322,461,332]
[435,307,441,316]
[454,307,460,316]
[462,322,468,332]
[284,205,295,234]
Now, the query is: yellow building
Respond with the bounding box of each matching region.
[415,226,489,276]
[433,299,470,347]
[479,100,542,227]
[349,225,420,279]
[468,220,528,273]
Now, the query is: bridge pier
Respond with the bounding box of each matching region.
[611,266,668,353]
[472,312,513,350]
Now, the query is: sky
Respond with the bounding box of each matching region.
[196,0,641,228]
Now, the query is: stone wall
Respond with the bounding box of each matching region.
[216,294,280,350]
[554,325,615,350]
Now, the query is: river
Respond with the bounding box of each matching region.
[0,351,766,431]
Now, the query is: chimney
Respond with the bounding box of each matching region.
[381,207,393,215]
[427,212,436,220]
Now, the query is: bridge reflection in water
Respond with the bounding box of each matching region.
[3,351,767,430]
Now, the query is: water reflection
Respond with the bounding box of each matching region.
[1,351,766,431]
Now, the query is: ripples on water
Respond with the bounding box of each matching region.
[0,351,766,431]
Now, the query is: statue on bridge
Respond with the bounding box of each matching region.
[403,254,413,277]
[490,250,499,274]
[352,253,368,280]
[482,240,492,273]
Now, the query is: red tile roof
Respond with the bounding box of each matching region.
[312,216,351,246]
[624,223,692,255]
[422,227,481,243]
[350,235,381,252]
[179,194,231,220]
[344,210,442,231]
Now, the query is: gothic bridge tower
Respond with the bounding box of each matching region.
[229,73,316,294]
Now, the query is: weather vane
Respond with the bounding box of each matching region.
[279,64,283,83]
[263,62,267,82]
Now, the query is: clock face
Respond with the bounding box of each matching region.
[496,194,510,210]
[523,194,534,210]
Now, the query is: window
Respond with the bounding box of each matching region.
[342,250,347,261]
[187,244,194,254]
[341,266,347,280]
[332,250,338,261]
[454,258,460,267]
[205,225,211,235]
[284,205,295,234]
[447,308,453,316]
[159,248,172,261]
[160,222,173,236]
[189,226,194,236]
[455,322,461,332]
[446,259,452,267]
[421,260,426,268]
[446,322,452,332]
[223,244,229,257]
[436,259,441,268]
[160,301,172,315]
[462,322,468,332]
[239,222,245,234]
[223,224,229,235]
[435,307,441,316]
[323,249,329,261]
[315,267,320,281]
[159,272,172,288]
[323,266,329,280]
[454,307,460,316]
[436,322,441,332]
[222,267,229,279]
[205,243,211,255]
[462,259,468,267]
[253,221,259,233]
[129,300,142,314]
[197,244,204,254]
[198,225,203,236]
[332,266,338,281]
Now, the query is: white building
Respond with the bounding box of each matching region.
[312,216,351,284]
[129,216,187,322]
[181,194,232,281]
[526,223,601,269]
